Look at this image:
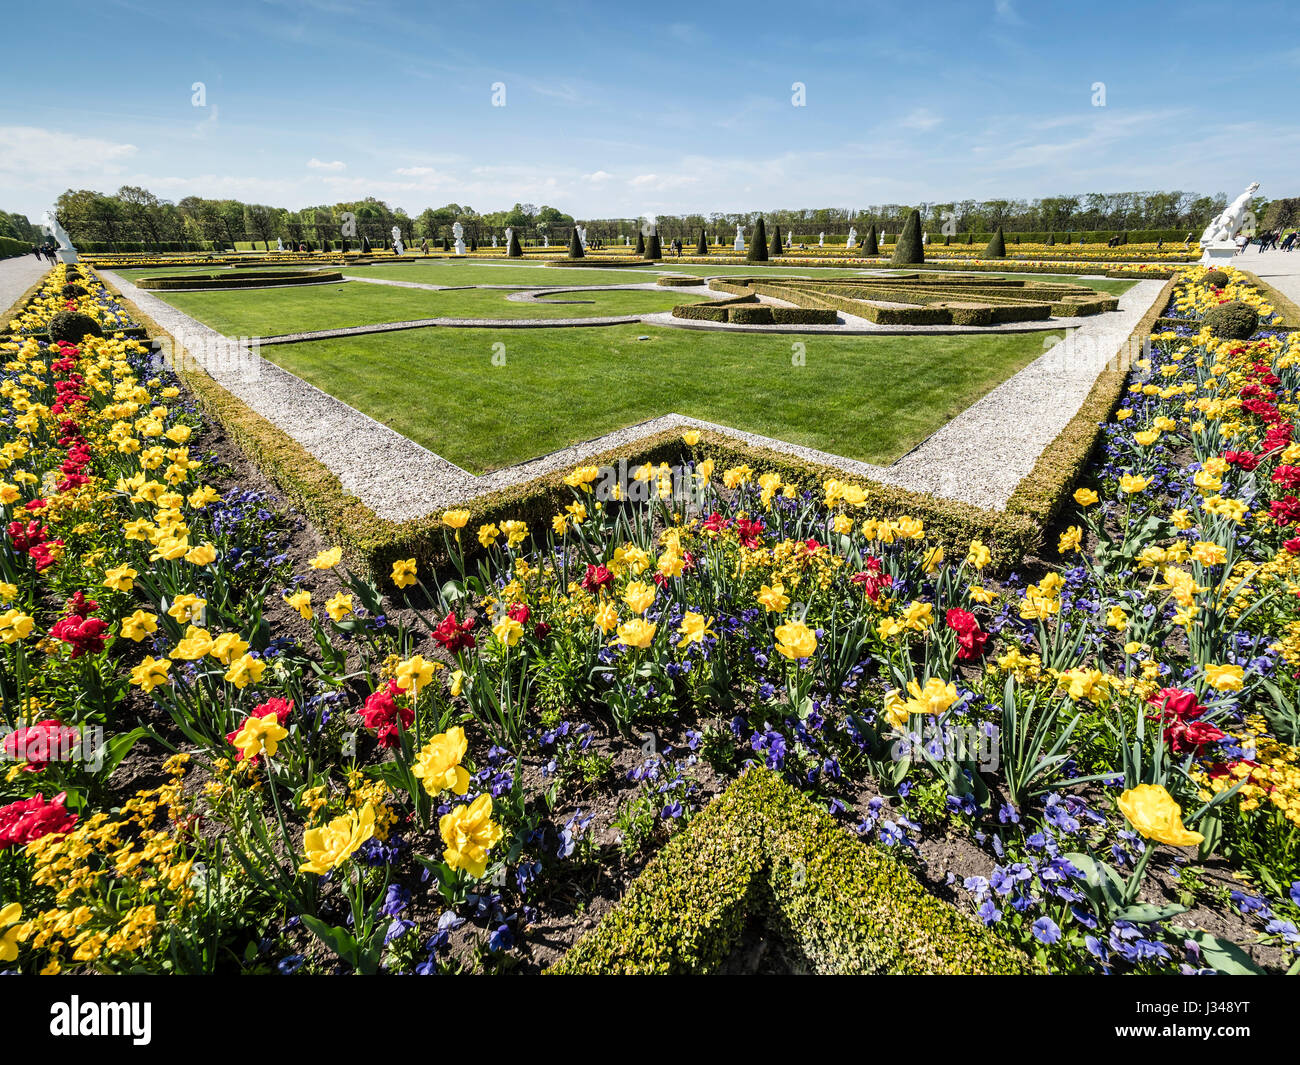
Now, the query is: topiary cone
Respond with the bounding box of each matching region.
[892,210,924,265]
[696,228,708,256]
[982,226,1007,259]
[749,217,769,262]
[862,224,879,257]
[569,228,584,258]
[770,223,783,258]
[636,231,645,255]
[644,233,662,260]
[507,230,523,257]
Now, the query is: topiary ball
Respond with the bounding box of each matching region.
[62,283,87,299]
[48,310,103,343]
[1202,300,1258,340]
[1202,270,1229,289]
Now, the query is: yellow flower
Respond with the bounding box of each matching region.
[167,594,205,624]
[391,558,418,589]
[224,653,266,689]
[1204,663,1243,692]
[1073,488,1099,507]
[623,580,656,614]
[442,509,471,530]
[921,545,944,574]
[396,654,441,691]
[300,804,376,874]
[774,620,817,660]
[309,546,343,570]
[492,616,524,647]
[119,610,158,642]
[232,710,289,761]
[185,543,217,566]
[284,589,312,619]
[682,430,701,446]
[0,902,22,963]
[1190,541,1227,567]
[758,583,790,613]
[1117,784,1203,847]
[594,602,618,634]
[439,794,503,878]
[614,617,657,649]
[450,669,465,697]
[172,626,213,660]
[966,540,991,569]
[677,612,716,648]
[476,524,499,548]
[1058,525,1083,554]
[903,677,959,716]
[0,609,35,644]
[882,689,910,729]
[325,592,353,622]
[1133,429,1160,446]
[209,632,250,666]
[1119,474,1152,494]
[413,727,471,796]
[1105,605,1129,631]
[102,563,137,592]
[129,656,171,693]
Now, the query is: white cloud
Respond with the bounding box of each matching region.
[994,0,1024,25]
[307,157,346,170]
[395,166,435,176]
[898,108,941,131]
[583,170,613,183]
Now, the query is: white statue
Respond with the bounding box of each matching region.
[577,225,588,249]
[922,231,929,245]
[276,237,284,252]
[391,224,404,255]
[542,235,549,248]
[625,234,630,246]
[505,227,513,250]
[492,234,498,248]
[734,224,745,252]
[819,232,825,247]
[786,232,792,247]
[40,210,78,264]
[453,221,465,256]
[1201,182,1260,246]
[846,226,857,250]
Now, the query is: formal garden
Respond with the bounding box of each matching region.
[0,218,1298,979]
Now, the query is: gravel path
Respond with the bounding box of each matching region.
[99,269,1166,519]
[0,254,50,309]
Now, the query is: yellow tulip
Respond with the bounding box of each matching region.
[1117,784,1204,847]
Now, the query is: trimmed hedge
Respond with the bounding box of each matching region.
[550,769,1036,974]
[136,269,343,290]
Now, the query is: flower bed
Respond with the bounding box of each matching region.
[2,264,1298,976]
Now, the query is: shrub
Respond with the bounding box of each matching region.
[696,229,708,256]
[507,229,523,258]
[48,310,104,343]
[62,283,87,299]
[1203,269,1229,289]
[749,217,769,262]
[644,233,662,260]
[568,229,584,259]
[982,227,1007,259]
[862,223,879,256]
[636,231,645,255]
[1045,232,1055,246]
[770,307,837,325]
[770,223,783,258]
[892,209,924,266]
[1203,300,1259,339]
[442,236,450,251]
[729,304,774,324]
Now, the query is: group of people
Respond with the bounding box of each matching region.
[1234,230,1297,253]
[30,243,60,264]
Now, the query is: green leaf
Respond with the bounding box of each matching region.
[1114,902,1187,924]
[1175,928,1265,975]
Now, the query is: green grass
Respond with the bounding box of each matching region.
[257,325,1065,473]
[153,283,705,335]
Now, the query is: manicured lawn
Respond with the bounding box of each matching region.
[154,283,706,335]
[258,325,1065,473]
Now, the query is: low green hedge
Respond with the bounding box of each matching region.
[550,769,1036,974]
[655,275,705,287]
[0,236,32,258]
[137,270,343,290]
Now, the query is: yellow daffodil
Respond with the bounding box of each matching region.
[774,620,817,660]
[440,794,503,878]
[413,727,471,796]
[300,804,376,874]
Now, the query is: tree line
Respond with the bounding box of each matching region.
[17,185,1269,251]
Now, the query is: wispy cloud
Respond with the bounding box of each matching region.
[307,158,346,171]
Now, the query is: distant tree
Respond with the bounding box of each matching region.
[749,216,769,262]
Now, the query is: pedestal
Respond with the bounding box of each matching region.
[454,240,466,256]
[57,247,79,264]
[1199,241,1237,266]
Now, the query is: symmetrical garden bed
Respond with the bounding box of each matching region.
[1,262,1297,976]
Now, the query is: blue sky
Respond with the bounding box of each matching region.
[2,0,1297,219]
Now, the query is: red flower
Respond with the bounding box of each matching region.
[49,614,109,658]
[945,608,988,660]
[431,610,476,653]
[1263,423,1293,453]
[1270,496,1300,527]
[507,602,531,625]
[1284,537,1300,554]
[65,591,99,617]
[851,569,892,602]
[580,564,613,592]
[701,512,729,534]
[225,698,294,762]
[534,622,552,640]
[1274,466,1300,491]
[0,792,78,849]
[1224,450,1260,471]
[734,518,765,549]
[359,680,413,749]
[1146,687,1205,722]
[2,721,80,772]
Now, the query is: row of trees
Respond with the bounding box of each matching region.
[30,185,1269,252]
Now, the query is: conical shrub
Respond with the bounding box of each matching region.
[982,226,1006,259]
[569,228,584,258]
[644,233,662,260]
[892,210,924,265]
[636,231,645,255]
[1045,232,1055,246]
[697,228,708,255]
[862,223,879,256]
[507,229,523,257]
[749,217,769,261]
[770,223,783,258]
